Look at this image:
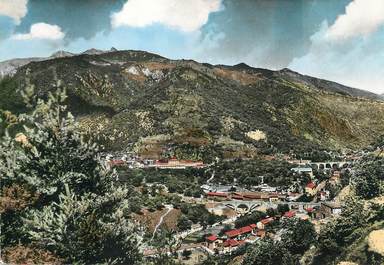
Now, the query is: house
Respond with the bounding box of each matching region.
[231,194,244,200]
[223,239,245,251]
[255,229,266,238]
[330,171,341,184]
[257,217,274,230]
[206,192,228,199]
[206,234,219,249]
[225,229,241,238]
[319,202,342,218]
[283,211,296,218]
[225,224,256,239]
[318,191,329,201]
[291,167,313,177]
[305,182,317,195]
[268,194,280,202]
[152,158,206,169]
[243,193,262,200]
[305,207,316,218]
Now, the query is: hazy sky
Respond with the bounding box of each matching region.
[0,0,383,94]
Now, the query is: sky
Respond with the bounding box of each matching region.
[0,0,383,94]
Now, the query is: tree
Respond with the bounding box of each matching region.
[353,157,383,199]
[317,195,368,260]
[177,215,192,231]
[266,208,278,217]
[280,218,317,255]
[277,204,290,215]
[0,87,142,264]
[242,239,295,265]
[182,249,192,260]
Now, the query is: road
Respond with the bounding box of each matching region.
[151,205,173,240]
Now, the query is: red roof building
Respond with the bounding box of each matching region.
[206,235,218,242]
[306,207,314,213]
[243,194,262,200]
[109,160,125,166]
[261,217,274,225]
[239,226,253,234]
[306,182,316,189]
[225,229,240,238]
[223,239,245,247]
[225,225,255,238]
[232,194,244,200]
[206,192,228,198]
[284,211,296,218]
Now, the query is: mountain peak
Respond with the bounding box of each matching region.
[82,48,105,55]
[50,50,75,58]
[233,62,252,70]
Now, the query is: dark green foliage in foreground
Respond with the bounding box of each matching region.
[243,218,316,265]
[242,239,295,265]
[0,88,142,264]
[280,218,317,255]
[315,195,384,265]
[353,154,384,199]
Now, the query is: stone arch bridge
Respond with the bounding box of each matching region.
[310,161,352,170]
[222,200,320,213]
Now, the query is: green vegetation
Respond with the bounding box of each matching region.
[120,167,205,197]
[211,159,297,187]
[0,88,142,264]
[353,154,384,199]
[243,218,316,265]
[309,143,384,265]
[2,51,383,161]
[234,211,266,228]
[178,204,224,229]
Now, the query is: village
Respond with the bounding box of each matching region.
[101,150,357,262]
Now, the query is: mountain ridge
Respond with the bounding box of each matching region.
[1,49,384,159]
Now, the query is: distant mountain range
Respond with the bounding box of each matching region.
[1,49,383,158]
[0,48,117,78]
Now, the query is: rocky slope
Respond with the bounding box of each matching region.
[1,49,384,159]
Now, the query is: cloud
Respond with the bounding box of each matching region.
[12,23,65,41]
[15,0,125,41]
[0,0,28,24]
[194,0,350,69]
[289,21,384,94]
[326,0,384,40]
[111,0,222,32]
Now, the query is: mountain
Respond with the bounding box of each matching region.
[1,49,384,159]
[0,48,117,78]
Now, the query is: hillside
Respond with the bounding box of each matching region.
[1,49,384,159]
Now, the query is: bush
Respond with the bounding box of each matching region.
[0,87,142,264]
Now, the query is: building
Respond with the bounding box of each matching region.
[319,202,342,218]
[305,182,317,195]
[291,167,313,177]
[225,224,256,240]
[205,234,220,249]
[257,217,274,230]
[151,158,206,169]
[222,239,245,251]
[283,211,296,218]
[206,192,228,199]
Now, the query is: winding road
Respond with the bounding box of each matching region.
[151,205,173,240]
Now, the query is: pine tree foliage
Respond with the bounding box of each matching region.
[0,85,143,264]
